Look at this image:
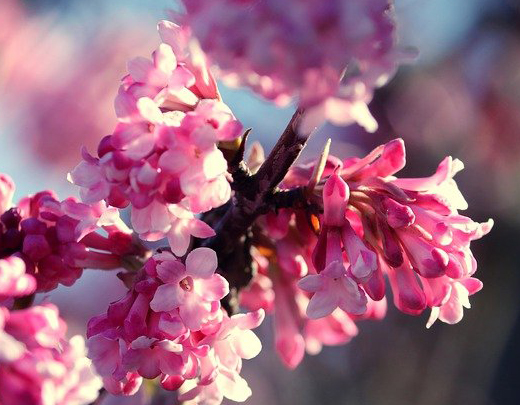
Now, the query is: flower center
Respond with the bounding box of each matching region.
[179,276,194,292]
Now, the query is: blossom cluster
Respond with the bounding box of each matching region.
[70,20,243,256]
[0,206,103,405]
[0,173,140,292]
[0,303,102,405]
[0,173,140,404]
[242,138,492,368]
[179,0,411,132]
[87,247,264,404]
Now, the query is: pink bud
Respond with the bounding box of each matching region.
[377,218,403,268]
[382,197,415,228]
[363,264,386,301]
[387,262,427,315]
[322,173,349,227]
[97,135,115,158]
[341,222,377,282]
[376,138,406,177]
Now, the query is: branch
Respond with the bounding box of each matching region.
[205,108,313,313]
[207,108,310,251]
[253,108,309,195]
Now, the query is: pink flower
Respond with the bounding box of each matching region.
[298,261,367,319]
[304,308,358,355]
[179,310,264,404]
[87,247,262,404]
[250,137,491,373]
[271,273,306,369]
[426,277,483,328]
[150,248,229,330]
[102,372,143,396]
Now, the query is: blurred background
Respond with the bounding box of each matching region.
[1,0,519,404]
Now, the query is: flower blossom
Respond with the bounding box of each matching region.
[70,20,242,255]
[294,138,492,326]
[86,247,263,404]
[150,247,229,330]
[0,173,142,292]
[247,138,490,370]
[180,0,413,132]
[0,304,102,405]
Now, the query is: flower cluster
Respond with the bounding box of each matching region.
[245,139,491,368]
[179,0,411,132]
[0,230,102,405]
[0,173,141,292]
[70,20,243,256]
[0,303,102,405]
[87,247,264,403]
[301,139,492,324]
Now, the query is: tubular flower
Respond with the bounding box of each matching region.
[180,0,413,132]
[69,20,242,255]
[295,138,492,326]
[86,248,263,404]
[0,174,142,292]
[0,304,102,405]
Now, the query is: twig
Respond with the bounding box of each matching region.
[205,108,314,314]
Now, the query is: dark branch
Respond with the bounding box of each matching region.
[253,108,308,195]
[206,108,313,314]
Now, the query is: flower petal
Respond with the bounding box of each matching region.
[150,283,185,312]
[185,247,218,278]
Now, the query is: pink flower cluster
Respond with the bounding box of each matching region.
[245,139,491,367]
[0,303,102,405]
[0,174,105,405]
[302,139,492,326]
[180,0,411,132]
[0,173,140,292]
[87,247,264,404]
[70,20,243,256]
